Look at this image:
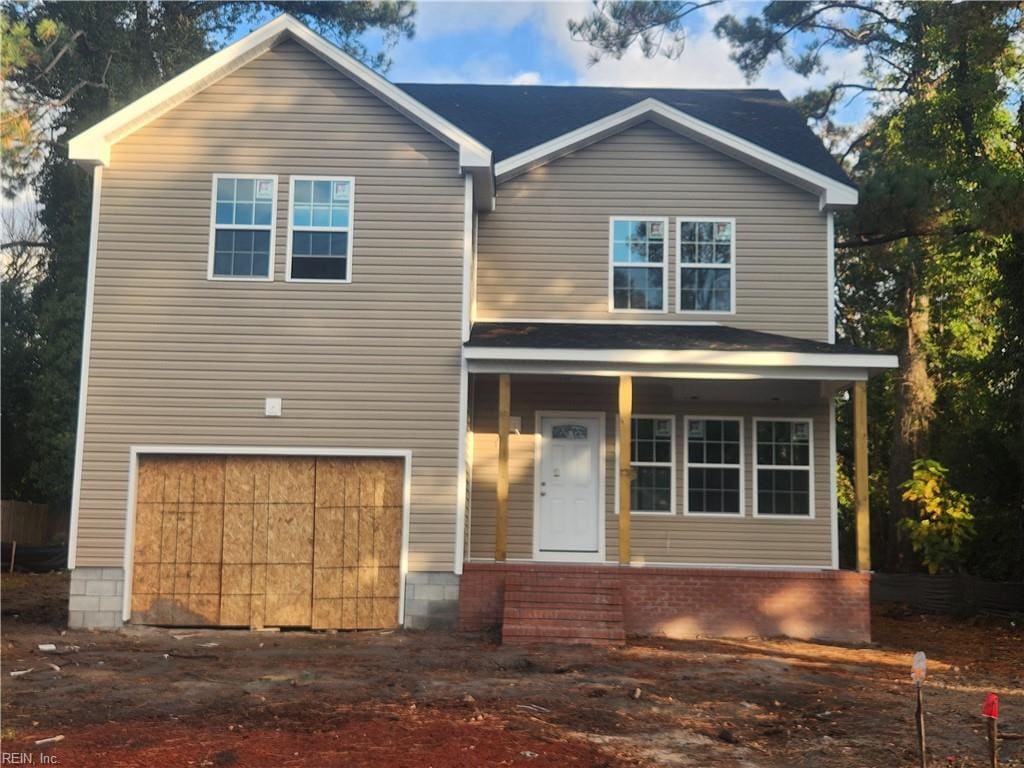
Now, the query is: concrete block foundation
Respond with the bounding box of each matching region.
[68,566,125,629]
[404,572,460,630]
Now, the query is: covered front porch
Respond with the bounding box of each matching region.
[458,322,894,643]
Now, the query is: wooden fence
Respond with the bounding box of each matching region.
[872,572,1024,619]
[1,501,69,546]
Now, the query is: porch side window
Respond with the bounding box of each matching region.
[678,219,734,312]
[685,418,742,515]
[210,175,277,279]
[288,177,354,282]
[755,419,813,517]
[630,416,674,513]
[610,217,667,312]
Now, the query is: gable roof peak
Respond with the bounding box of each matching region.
[68,13,493,203]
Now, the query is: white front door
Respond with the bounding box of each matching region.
[536,415,602,557]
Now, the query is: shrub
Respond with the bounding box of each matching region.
[900,459,976,574]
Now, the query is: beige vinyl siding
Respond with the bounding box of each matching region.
[76,41,465,570]
[469,375,833,567]
[477,122,830,340]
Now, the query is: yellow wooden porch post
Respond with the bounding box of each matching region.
[495,374,510,562]
[618,375,632,565]
[853,380,871,571]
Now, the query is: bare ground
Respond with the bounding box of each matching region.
[1,571,1021,767]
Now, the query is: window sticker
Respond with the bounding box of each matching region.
[333,181,348,201]
[256,179,274,199]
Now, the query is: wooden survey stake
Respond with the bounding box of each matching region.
[983,692,999,768]
[912,651,927,768]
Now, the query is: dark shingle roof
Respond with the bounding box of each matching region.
[397,84,851,186]
[466,322,881,356]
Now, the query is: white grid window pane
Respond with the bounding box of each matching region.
[687,419,742,514]
[630,417,673,513]
[614,266,664,310]
[289,178,352,282]
[612,219,665,311]
[755,421,812,516]
[679,219,733,312]
[211,176,274,278]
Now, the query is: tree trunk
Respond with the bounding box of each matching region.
[886,264,936,571]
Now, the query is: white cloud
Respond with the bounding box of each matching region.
[510,71,542,85]
[394,1,868,125]
[539,1,867,114]
[413,0,544,40]
[393,52,551,84]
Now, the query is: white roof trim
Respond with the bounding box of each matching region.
[493,98,858,208]
[68,14,492,173]
[465,359,873,382]
[463,345,896,370]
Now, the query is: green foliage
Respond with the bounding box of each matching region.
[0,11,83,195]
[899,459,976,574]
[567,1,714,63]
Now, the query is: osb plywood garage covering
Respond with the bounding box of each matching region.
[132,455,403,629]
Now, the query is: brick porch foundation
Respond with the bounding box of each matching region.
[459,563,870,644]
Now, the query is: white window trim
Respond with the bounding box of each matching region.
[752,417,816,520]
[285,175,355,284]
[676,216,737,315]
[614,414,677,516]
[207,173,278,282]
[682,415,745,518]
[608,216,670,315]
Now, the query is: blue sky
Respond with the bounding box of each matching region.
[224,2,871,126]
[367,1,869,125]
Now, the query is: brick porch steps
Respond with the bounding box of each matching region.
[501,574,626,646]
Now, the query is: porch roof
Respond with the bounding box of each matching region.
[463,322,898,381]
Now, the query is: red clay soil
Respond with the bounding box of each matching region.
[19,707,619,768]
[2,573,1022,768]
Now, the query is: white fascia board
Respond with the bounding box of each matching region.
[465,359,872,382]
[68,14,492,179]
[494,98,858,208]
[463,345,898,370]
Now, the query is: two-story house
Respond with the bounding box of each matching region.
[66,15,895,643]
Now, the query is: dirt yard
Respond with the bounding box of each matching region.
[1,572,1021,767]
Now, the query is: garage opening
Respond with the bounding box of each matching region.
[130,455,404,630]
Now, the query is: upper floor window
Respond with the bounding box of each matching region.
[628,416,675,514]
[287,177,354,282]
[685,417,743,515]
[209,175,277,280]
[678,218,734,313]
[754,419,813,517]
[610,217,667,312]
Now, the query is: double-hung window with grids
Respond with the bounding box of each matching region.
[628,416,675,514]
[678,218,734,312]
[210,175,277,279]
[610,217,667,312]
[685,418,743,515]
[287,177,354,282]
[755,419,813,517]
